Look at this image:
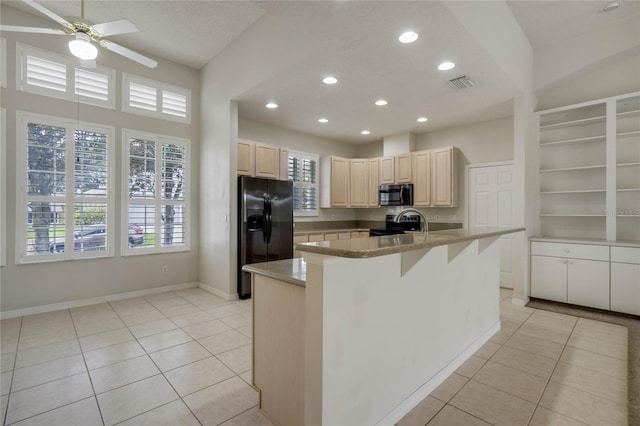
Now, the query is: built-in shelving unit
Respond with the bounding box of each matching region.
[537,92,640,242]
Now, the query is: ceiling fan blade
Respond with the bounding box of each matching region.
[101,40,158,69]
[22,0,73,30]
[92,19,139,37]
[0,25,66,35]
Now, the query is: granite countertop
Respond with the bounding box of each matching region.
[294,228,369,236]
[296,227,525,258]
[242,258,307,287]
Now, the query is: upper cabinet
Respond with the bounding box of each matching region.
[349,159,368,208]
[237,139,255,176]
[320,156,349,207]
[412,150,431,206]
[379,156,395,184]
[431,147,458,207]
[236,139,288,181]
[394,154,412,183]
[368,158,380,207]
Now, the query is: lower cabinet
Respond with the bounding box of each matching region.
[610,246,640,315]
[530,241,611,310]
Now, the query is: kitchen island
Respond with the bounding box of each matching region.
[244,227,524,426]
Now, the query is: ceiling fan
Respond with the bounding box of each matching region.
[0,0,157,68]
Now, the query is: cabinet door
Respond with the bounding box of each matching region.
[308,234,324,242]
[237,140,255,176]
[279,148,289,181]
[611,262,640,315]
[379,156,395,184]
[567,259,610,310]
[531,255,567,303]
[293,234,309,258]
[338,232,351,240]
[349,159,368,207]
[255,143,280,179]
[330,156,349,207]
[368,158,379,207]
[412,150,431,206]
[432,147,452,206]
[324,233,338,241]
[395,154,412,183]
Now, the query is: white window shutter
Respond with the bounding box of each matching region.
[26,55,66,92]
[75,69,109,101]
[129,82,157,111]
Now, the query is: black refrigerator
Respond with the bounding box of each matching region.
[238,176,294,299]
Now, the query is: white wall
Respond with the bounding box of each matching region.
[0,6,200,312]
[239,118,357,223]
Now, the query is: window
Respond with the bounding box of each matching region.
[288,150,319,216]
[123,73,191,123]
[123,129,190,255]
[16,43,115,109]
[16,111,114,263]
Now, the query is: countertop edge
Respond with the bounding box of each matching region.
[529,236,640,248]
[296,227,526,258]
[242,263,306,287]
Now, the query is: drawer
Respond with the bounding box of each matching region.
[338,232,351,240]
[611,246,640,264]
[293,235,309,244]
[308,233,324,242]
[324,233,338,241]
[531,242,609,261]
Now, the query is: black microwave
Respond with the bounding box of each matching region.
[379,184,413,206]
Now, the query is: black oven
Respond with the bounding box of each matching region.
[379,184,413,206]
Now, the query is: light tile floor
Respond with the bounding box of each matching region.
[0,288,272,426]
[0,288,630,426]
[398,288,629,426]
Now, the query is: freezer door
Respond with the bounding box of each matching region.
[265,179,294,261]
[238,176,269,298]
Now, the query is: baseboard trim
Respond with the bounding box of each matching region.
[198,283,238,301]
[0,282,199,320]
[376,321,501,426]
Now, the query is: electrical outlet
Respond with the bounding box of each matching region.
[162,266,168,274]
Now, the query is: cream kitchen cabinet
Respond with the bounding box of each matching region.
[394,154,412,183]
[379,156,395,184]
[610,246,640,315]
[320,156,349,208]
[530,241,610,310]
[237,139,288,181]
[349,159,368,208]
[431,147,458,207]
[293,234,309,258]
[412,150,431,207]
[237,139,255,176]
[368,158,379,207]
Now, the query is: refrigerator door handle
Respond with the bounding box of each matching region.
[266,198,273,243]
[262,196,268,243]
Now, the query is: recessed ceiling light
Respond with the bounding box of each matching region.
[417,117,428,123]
[601,0,622,12]
[265,102,278,109]
[323,76,338,85]
[361,130,371,135]
[438,61,455,71]
[318,118,329,123]
[399,31,419,44]
[375,99,388,106]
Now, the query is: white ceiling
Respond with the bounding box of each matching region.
[2,0,638,144]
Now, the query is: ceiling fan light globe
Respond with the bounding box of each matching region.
[69,33,98,60]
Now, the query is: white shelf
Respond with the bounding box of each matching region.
[540,214,606,217]
[540,135,605,147]
[617,188,640,192]
[540,165,605,173]
[617,162,640,168]
[540,115,605,130]
[618,214,640,217]
[540,190,605,194]
[617,109,640,118]
[617,130,640,138]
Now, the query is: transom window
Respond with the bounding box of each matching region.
[16,111,115,263]
[123,73,191,123]
[122,129,190,255]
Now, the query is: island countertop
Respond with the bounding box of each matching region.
[242,257,306,287]
[295,227,525,258]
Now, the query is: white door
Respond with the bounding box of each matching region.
[468,164,515,288]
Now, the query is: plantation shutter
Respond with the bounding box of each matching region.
[289,151,318,215]
[162,90,187,118]
[129,82,157,111]
[75,69,109,102]
[26,55,66,92]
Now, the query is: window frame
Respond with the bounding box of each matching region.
[16,42,116,109]
[1,109,6,266]
[121,128,191,256]
[1,38,7,88]
[15,111,115,264]
[288,150,320,217]
[122,73,191,124]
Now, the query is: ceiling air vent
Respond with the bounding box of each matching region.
[448,75,476,90]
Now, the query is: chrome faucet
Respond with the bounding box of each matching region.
[394,208,429,235]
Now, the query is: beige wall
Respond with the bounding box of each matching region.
[0,6,200,312]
